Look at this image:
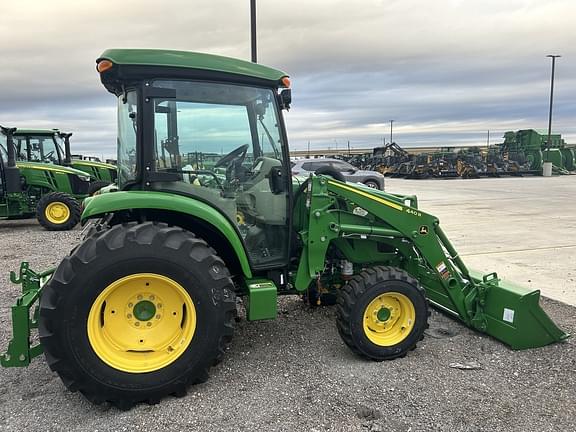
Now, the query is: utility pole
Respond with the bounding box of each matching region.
[487,130,490,148]
[545,55,561,162]
[347,140,351,156]
[389,120,394,144]
[307,140,310,158]
[250,0,257,63]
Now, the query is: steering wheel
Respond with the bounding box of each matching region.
[43,151,55,161]
[214,144,249,168]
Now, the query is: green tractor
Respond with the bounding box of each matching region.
[1,50,568,409]
[0,126,91,230]
[10,128,117,194]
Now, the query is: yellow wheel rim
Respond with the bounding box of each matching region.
[363,292,415,346]
[87,273,196,373]
[45,202,70,224]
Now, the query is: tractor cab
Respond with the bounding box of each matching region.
[9,129,117,188]
[11,129,65,165]
[96,49,293,268]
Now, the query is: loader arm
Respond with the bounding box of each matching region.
[294,175,568,350]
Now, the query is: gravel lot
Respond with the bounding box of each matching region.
[0,219,574,432]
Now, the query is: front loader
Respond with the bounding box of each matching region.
[1,49,568,409]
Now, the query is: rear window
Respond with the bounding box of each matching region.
[301,161,329,171]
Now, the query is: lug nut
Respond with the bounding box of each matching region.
[135,322,140,327]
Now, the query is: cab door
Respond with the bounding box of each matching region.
[148,80,291,269]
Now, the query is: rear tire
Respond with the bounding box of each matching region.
[39,222,236,409]
[36,192,81,231]
[336,266,428,360]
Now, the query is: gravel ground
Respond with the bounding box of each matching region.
[0,219,575,432]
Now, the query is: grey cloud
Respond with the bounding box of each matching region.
[0,0,574,158]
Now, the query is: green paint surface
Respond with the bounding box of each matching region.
[99,49,288,83]
[82,190,252,278]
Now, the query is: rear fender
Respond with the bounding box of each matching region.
[82,190,252,278]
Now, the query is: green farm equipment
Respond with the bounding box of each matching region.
[1,50,568,409]
[9,128,117,194]
[0,126,91,230]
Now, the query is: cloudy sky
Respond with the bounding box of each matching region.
[0,0,574,158]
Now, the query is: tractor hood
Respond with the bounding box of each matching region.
[71,160,116,170]
[16,161,92,180]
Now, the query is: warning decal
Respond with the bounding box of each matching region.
[436,261,451,280]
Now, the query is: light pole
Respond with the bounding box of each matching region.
[250,0,257,63]
[543,55,561,176]
[389,120,394,144]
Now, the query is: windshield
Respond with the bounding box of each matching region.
[0,135,7,161]
[12,134,63,164]
[117,90,138,186]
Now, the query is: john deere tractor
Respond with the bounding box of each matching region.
[0,126,91,230]
[9,128,117,194]
[1,49,567,409]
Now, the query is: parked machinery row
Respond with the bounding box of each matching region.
[341,130,575,179]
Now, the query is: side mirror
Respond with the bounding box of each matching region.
[279,89,291,110]
[268,166,287,194]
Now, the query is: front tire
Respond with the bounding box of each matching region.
[36,192,81,231]
[39,222,236,409]
[336,266,428,360]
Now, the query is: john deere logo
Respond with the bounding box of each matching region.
[419,225,429,235]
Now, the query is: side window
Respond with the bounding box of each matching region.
[13,137,27,160]
[254,93,281,159]
[24,137,59,163]
[151,80,289,268]
[330,161,350,172]
[0,136,5,192]
[154,101,252,172]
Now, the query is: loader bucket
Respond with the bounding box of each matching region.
[469,271,569,350]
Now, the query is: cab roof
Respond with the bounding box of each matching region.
[13,129,59,136]
[97,49,288,86]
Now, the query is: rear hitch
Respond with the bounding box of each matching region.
[1,262,54,367]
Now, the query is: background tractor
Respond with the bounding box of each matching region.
[1,50,567,409]
[0,126,91,230]
[8,128,117,194]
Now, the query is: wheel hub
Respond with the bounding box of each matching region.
[87,273,196,373]
[363,292,416,346]
[376,307,391,322]
[45,202,70,224]
[124,293,164,330]
[133,299,157,322]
